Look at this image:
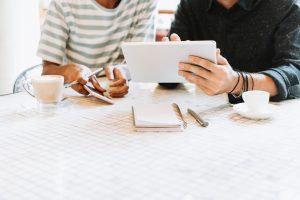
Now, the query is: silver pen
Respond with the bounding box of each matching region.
[187,108,209,127]
[64,68,104,88]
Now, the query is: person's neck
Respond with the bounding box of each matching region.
[216,0,239,9]
[95,0,120,9]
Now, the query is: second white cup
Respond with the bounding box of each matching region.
[242,90,270,112]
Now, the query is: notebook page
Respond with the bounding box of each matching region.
[133,104,182,127]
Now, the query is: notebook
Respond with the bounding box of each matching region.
[132,104,183,132]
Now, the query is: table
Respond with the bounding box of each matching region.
[0,82,300,200]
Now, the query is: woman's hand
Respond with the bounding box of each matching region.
[105,66,129,98]
[42,61,106,95]
[63,64,106,95]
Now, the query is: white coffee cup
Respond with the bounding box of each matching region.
[242,90,270,113]
[23,75,64,110]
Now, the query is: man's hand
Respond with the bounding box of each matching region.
[165,34,278,97]
[162,33,181,42]
[179,49,238,96]
[164,33,238,96]
[105,66,129,98]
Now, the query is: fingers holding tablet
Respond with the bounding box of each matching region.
[170,33,181,41]
[83,85,114,104]
[109,85,129,98]
[162,33,181,42]
[105,67,129,98]
[89,76,106,93]
[110,68,127,87]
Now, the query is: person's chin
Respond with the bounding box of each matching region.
[158,83,180,89]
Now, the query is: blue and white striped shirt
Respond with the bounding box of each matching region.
[37,0,157,68]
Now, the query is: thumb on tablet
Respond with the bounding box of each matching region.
[170,33,181,41]
[162,33,181,42]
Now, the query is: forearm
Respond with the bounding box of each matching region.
[231,73,278,97]
[42,61,65,75]
[261,64,300,100]
[252,74,278,96]
[42,60,72,83]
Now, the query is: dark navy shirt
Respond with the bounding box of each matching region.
[170,0,300,101]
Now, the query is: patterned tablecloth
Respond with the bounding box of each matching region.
[0,82,300,200]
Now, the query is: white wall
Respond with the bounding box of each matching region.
[158,0,180,10]
[0,1,40,95]
[157,0,180,32]
[40,0,51,9]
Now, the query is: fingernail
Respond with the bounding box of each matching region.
[178,63,184,69]
[189,56,194,61]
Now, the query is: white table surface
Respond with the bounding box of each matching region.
[0,82,300,200]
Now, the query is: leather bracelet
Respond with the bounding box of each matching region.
[232,71,245,98]
[229,71,240,94]
[249,73,254,90]
[245,73,249,92]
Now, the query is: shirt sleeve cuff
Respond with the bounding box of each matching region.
[37,51,63,66]
[260,69,289,101]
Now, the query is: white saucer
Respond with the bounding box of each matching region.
[233,103,277,120]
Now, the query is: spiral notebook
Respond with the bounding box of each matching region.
[132,104,183,132]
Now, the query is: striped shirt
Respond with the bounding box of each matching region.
[37,0,157,68]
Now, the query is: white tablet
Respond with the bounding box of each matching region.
[83,85,114,105]
[122,41,216,83]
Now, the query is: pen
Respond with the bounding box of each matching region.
[187,108,209,127]
[64,80,78,88]
[64,68,104,88]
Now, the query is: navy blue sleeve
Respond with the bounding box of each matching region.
[261,2,300,101]
[169,0,191,40]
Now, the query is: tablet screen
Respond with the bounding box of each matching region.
[83,85,114,104]
[122,41,216,83]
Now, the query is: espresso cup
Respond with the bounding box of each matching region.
[242,90,270,113]
[23,75,64,111]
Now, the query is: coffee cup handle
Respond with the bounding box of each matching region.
[22,79,35,97]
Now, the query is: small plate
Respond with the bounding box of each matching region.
[233,103,277,120]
